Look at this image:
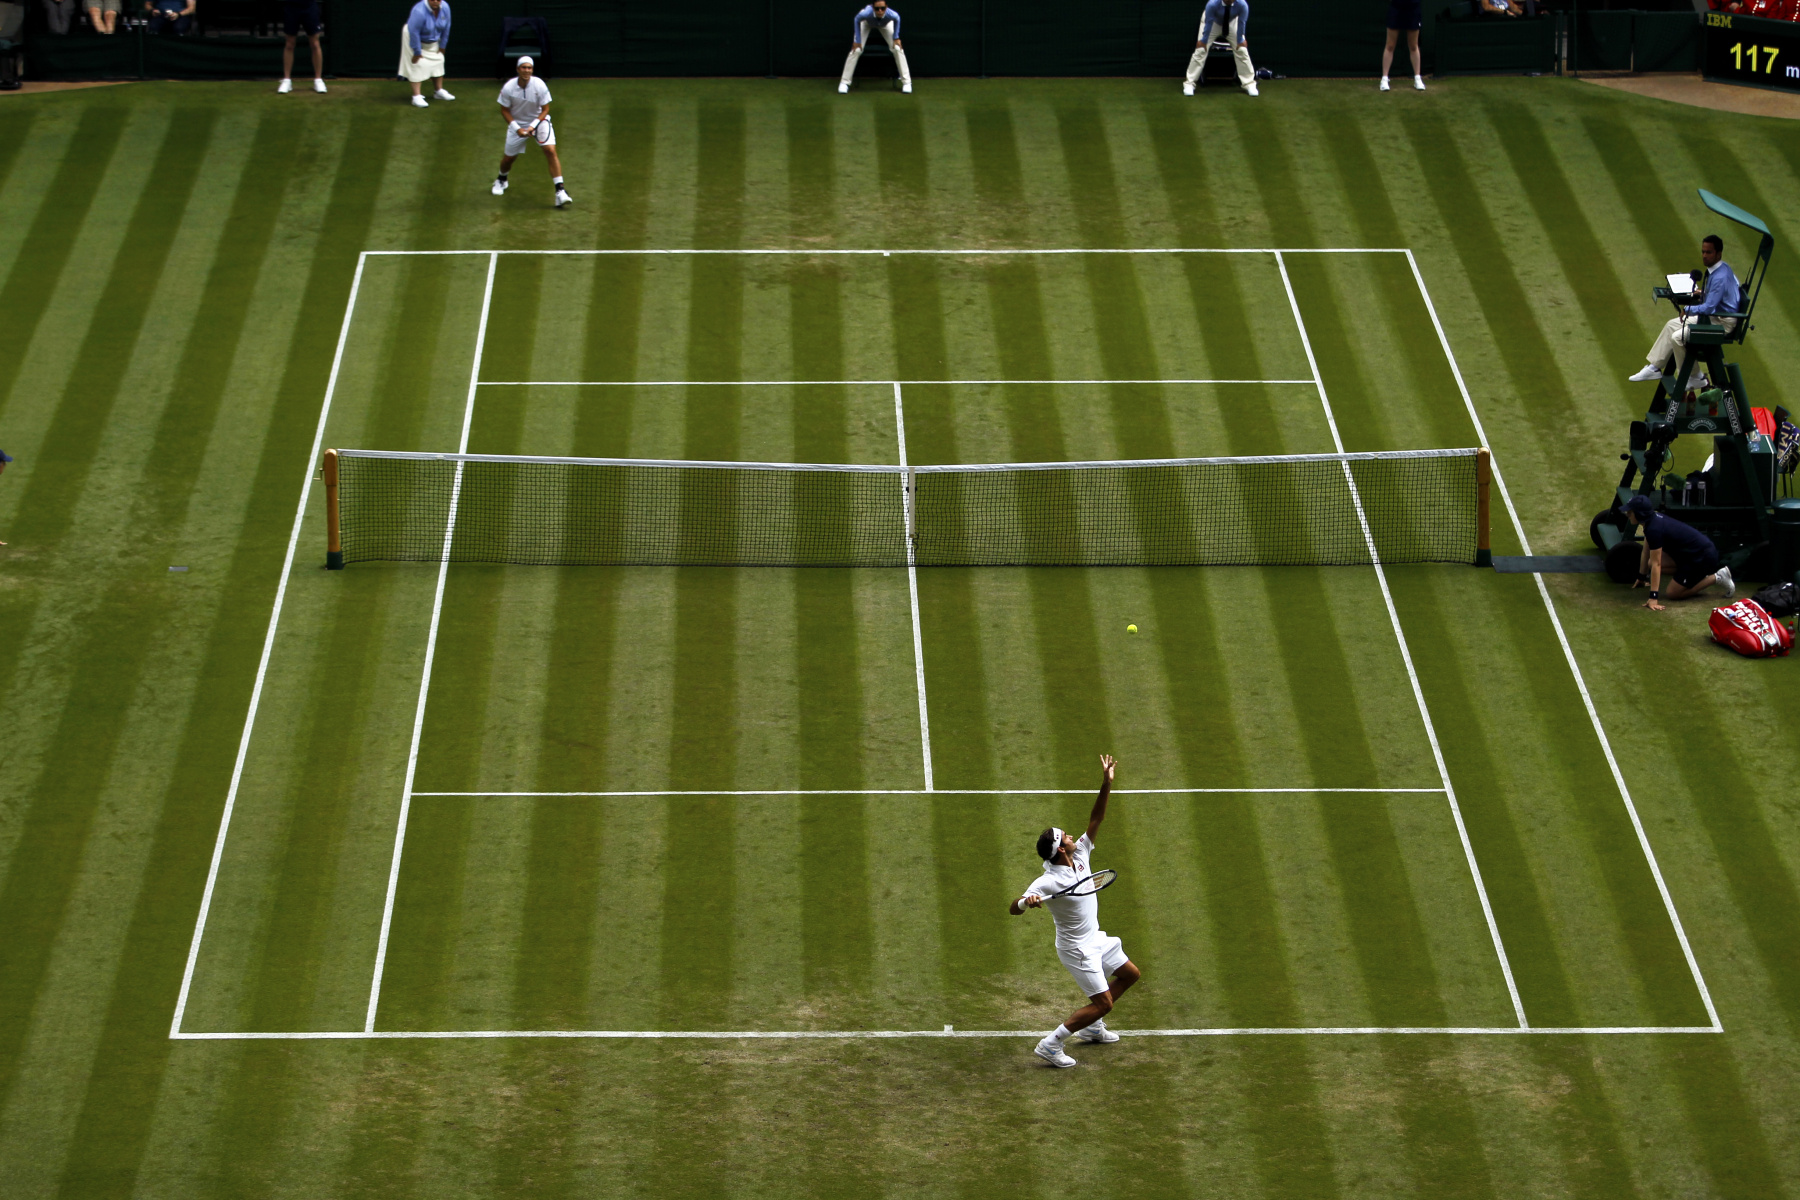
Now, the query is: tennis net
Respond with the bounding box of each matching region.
[323,447,1491,569]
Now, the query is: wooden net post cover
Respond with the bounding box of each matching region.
[325,449,344,570]
[1474,447,1492,568]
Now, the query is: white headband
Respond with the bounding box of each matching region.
[517,55,534,67]
[1045,827,1065,864]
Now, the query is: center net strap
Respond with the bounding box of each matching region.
[331,448,1482,568]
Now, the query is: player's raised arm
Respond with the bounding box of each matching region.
[1086,755,1115,844]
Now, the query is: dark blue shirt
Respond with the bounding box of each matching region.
[1643,511,1717,566]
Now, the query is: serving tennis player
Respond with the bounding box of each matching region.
[493,56,570,209]
[1011,754,1142,1068]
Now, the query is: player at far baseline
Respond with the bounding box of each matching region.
[1012,754,1143,1068]
[493,56,571,209]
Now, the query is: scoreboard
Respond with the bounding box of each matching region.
[1705,11,1800,93]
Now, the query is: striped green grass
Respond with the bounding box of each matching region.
[1,76,1799,1197]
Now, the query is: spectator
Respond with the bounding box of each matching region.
[1380,0,1425,91]
[42,0,77,34]
[278,0,325,93]
[85,0,119,34]
[143,0,192,35]
[839,1,911,95]
[399,0,454,109]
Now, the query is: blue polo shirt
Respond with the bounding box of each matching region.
[1643,511,1717,567]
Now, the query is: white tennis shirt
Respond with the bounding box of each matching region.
[499,76,552,123]
[1021,832,1100,949]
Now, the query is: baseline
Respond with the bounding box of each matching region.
[411,788,1449,797]
[364,248,1413,258]
[170,1024,1717,1041]
[476,378,1316,387]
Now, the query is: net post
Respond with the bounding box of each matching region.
[325,449,344,570]
[1474,448,1492,568]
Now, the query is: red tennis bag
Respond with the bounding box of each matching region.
[1709,599,1794,658]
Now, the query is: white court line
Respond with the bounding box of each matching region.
[476,378,1316,387]
[894,382,935,791]
[364,248,1413,258]
[1404,250,1723,1032]
[166,253,371,1039]
[1276,251,1530,1031]
[362,252,499,1035]
[413,788,1449,797]
[169,1024,1717,1041]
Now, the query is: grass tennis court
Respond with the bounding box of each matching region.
[2,75,1800,1197]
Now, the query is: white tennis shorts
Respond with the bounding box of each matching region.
[1057,933,1127,998]
[504,120,557,157]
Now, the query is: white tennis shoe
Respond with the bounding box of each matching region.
[902,82,912,93]
[1715,565,1735,597]
[1379,77,1390,91]
[434,87,456,100]
[314,78,327,93]
[1034,1038,1078,1068]
[1244,81,1259,97]
[555,188,572,209]
[492,177,508,196]
[1182,81,1195,95]
[1414,75,1427,90]
[277,78,292,93]
[1074,1024,1120,1044]
[411,94,429,108]
[1628,365,1662,383]
[838,81,850,93]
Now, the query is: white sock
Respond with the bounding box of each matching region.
[554,176,565,189]
[1049,1024,1071,1046]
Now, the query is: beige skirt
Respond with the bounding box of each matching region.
[398,26,445,82]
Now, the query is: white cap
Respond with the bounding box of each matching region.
[516,55,534,67]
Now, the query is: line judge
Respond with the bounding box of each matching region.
[1184,0,1259,97]
[839,0,912,94]
[399,0,455,109]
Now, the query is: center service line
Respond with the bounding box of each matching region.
[894,381,935,792]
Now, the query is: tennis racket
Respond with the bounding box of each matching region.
[1044,869,1117,898]
[515,115,552,145]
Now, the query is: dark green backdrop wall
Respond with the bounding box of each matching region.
[24,0,1570,81]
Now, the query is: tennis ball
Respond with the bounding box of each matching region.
[1127,624,1138,633]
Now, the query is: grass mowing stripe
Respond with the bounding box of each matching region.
[1251,110,1500,1198]
[0,108,33,212]
[1385,573,1649,1191]
[872,100,929,216]
[1399,111,1591,504]
[384,257,539,1032]
[787,255,876,1006]
[49,106,389,1200]
[0,110,220,1115]
[1488,107,1645,412]
[1580,117,1786,415]
[658,104,747,1058]
[0,108,122,427]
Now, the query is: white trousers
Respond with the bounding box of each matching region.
[1185,16,1254,88]
[1649,314,1736,376]
[841,17,911,87]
